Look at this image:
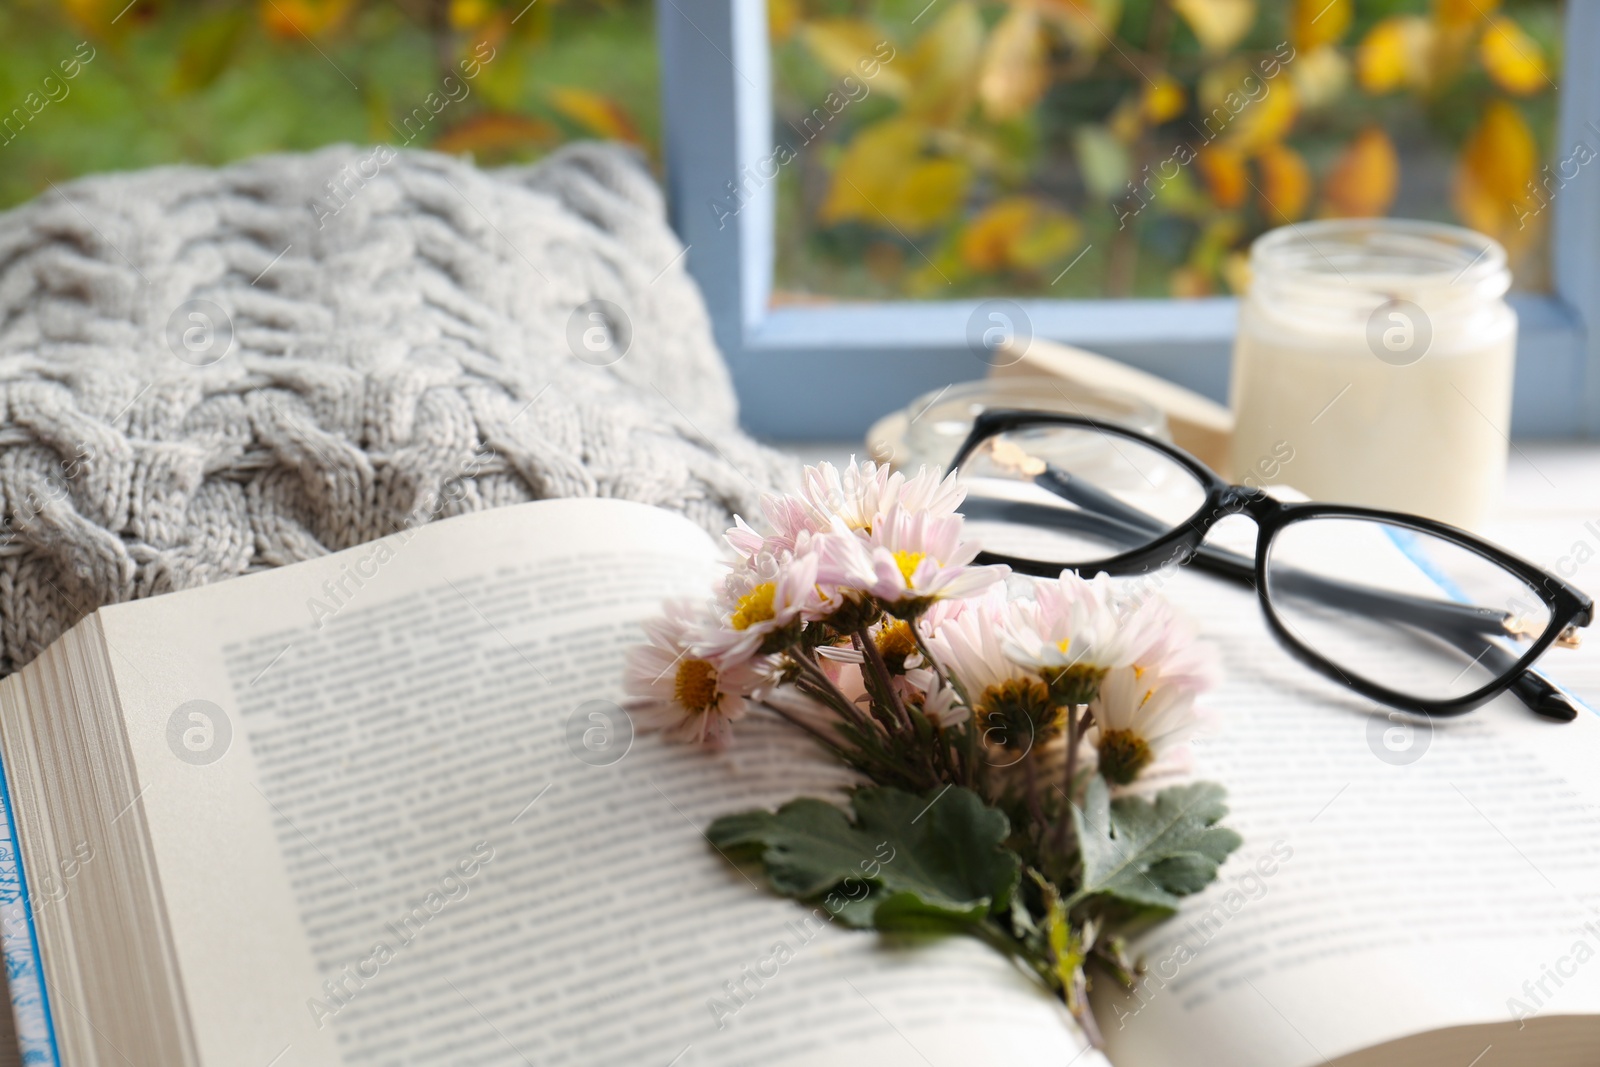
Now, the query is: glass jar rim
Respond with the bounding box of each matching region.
[888,377,1166,472]
[1248,219,1509,299]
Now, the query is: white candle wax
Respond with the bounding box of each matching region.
[1230,220,1516,530]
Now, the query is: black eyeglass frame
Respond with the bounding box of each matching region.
[950,409,1595,719]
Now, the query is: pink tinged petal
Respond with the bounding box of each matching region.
[937,566,1007,599]
[725,516,766,557]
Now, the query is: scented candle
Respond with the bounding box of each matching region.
[1230,220,1516,530]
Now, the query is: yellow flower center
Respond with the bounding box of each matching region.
[875,620,918,660]
[1097,728,1153,786]
[893,550,925,584]
[674,658,720,713]
[730,583,777,631]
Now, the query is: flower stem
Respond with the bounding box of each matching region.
[1023,749,1047,833]
[790,647,866,724]
[910,622,956,697]
[856,625,913,735]
[1057,704,1082,853]
[757,699,852,763]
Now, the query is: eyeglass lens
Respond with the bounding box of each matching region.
[956,424,1552,702]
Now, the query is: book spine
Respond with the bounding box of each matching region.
[0,745,60,1066]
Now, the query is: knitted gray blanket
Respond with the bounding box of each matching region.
[0,143,793,676]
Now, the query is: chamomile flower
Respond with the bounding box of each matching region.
[820,508,1004,615]
[897,464,966,518]
[925,587,1059,753]
[812,615,922,670]
[801,459,965,534]
[802,460,897,532]
[701,549,821,660]
[1087,665,1208,785]
[901,666,967,728]
[725,490,832,561]
[1004,571,1140,704]
[1121,593,1220,693]
[724,515,768,560]
[623,601,772,749]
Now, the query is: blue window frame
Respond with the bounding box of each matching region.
[656,0,1600,440]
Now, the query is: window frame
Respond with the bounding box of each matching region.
[656,0,1600,440]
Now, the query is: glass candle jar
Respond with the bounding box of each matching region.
[1230,219,1516,530]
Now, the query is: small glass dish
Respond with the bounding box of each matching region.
[866,377,1168,473]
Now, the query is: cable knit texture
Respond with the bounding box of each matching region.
[0,143,794,677]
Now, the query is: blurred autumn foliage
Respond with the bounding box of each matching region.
[0,0,1564,303]
[770,0,1563,300]
[0,0,655,209]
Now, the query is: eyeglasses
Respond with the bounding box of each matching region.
[950,410,1593,722]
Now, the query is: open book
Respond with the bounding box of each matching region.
[0,497,1596,1065]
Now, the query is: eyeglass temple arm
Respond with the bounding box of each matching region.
[1004,469,1579,721]
[1031,467,1509,636]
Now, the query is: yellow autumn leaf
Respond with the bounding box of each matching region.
[960,199,1036,272]
[1227,76,1296,152]
[821,119,970,232]
[1356,16,1434,94]
[448,0,491,31]
[1321,127,1399,217]
[800,19,908,99]
[1480,17,1548,96]
[1255,144,1311,222]
[1291,45,1351,109]
[1148,164,1211,219]
[260,0,355,39]
[1173,0,1257,55]
[768,0,801,43]
[905,1,985,125]
[1292,0,1351,51]
[888,158,971,231]
[1454,101,1538,241]
[434,113,560,156]
[1142,74,1187,124]
[979,7,1049,122]
[1434,0,1497,31]
[549,88,642,143]
[1036,0,1124,56]
[960,197,1080,273]
[820,119,924,225]
[1013,215,1083,270]
[1197,145,1249,209]
[61,0,113,34]
[1196,57,1289,146]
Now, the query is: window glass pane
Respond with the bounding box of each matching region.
[0,1,655,209]
[769,0,1565,302]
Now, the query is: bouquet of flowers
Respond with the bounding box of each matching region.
[625,460,1241,1044]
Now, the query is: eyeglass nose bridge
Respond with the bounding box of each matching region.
[1210,484,1285,523]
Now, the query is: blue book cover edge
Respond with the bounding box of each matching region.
[0,740,60,1066]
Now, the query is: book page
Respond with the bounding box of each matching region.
[93,499,1098,1067]
[1096,524,1600,1067]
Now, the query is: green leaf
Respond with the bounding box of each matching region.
[170,10,250,94]
[1072,778,1242,913]
[1072,124,1131,200]
[707,786,1021,930]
